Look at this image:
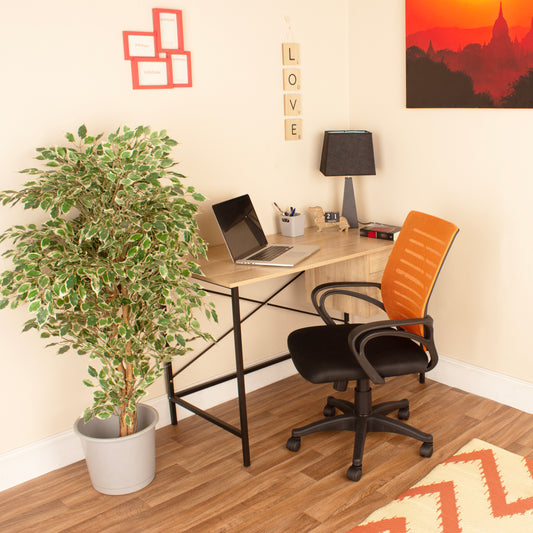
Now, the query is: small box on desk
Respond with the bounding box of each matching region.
[279,213,305,237]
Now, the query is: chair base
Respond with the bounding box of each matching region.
[286,379,433,481]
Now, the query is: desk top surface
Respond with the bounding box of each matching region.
[194,228,394,289]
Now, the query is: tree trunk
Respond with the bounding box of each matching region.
[119,359,137,437]
[118,292,137,437]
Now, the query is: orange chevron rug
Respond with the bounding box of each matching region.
[347,438,533,532]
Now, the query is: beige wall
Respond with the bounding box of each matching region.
[349,2,533,382]
[0,0,350,454]
[1,0,531,458]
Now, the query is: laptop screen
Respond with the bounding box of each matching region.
[212,194,268,260]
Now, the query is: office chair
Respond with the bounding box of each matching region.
[286,211,459,481]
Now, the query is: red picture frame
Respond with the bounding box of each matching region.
[131,57,171,90]
[169,51,192,87]
[123,31,157,60]
[152,8,184,53]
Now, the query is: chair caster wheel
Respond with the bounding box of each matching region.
[323,404,336,417]
[286,436,301,452]
[420,442,433,458]
[398,407,410,420]
[346,465,362,482]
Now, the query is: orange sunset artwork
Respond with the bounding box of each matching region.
[406,0,533,107]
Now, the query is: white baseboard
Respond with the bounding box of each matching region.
[1,355,531,492]
[0,428,85,493]
[429,355,533,414]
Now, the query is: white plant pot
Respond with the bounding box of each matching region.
[73,404,159,495]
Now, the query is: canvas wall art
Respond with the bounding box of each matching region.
[406,1,533,108]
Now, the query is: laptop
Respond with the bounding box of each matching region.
[212,194,320,267]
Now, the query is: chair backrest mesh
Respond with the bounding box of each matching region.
[381,211,459,337]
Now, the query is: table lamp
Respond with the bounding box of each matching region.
[319,130,376,228]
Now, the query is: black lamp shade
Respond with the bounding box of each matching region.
[320,130,376,176]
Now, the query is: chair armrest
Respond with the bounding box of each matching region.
[347,316,437,385]
[311,281,384,325]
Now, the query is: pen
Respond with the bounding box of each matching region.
[290,207,296,216]
[273,202,284,215]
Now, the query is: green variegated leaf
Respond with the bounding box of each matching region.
[90,277,101,294]
[78,285,86,301]
[17,283,30,294]
[69,292,78,307]
[36,307,48,324]
[85,227,98,239]
[28,301,40,312]
[61,200,74,214]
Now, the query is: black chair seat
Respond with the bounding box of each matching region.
[288,323,429,384]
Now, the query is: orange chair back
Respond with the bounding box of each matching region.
[381,211,459,337]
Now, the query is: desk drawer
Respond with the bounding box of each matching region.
[369,249,391,275]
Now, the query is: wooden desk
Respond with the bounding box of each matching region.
[165,228,394,466]
[196,229,393,317]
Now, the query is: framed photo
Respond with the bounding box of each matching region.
[169,52,192,87]
[131,58,171,89]
[153,8,184,53]
[406,0,533,108]
[123,31,157,59]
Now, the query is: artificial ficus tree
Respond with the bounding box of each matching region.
[0,125,217,436]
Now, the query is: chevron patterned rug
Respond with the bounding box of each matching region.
[348,438,533,532]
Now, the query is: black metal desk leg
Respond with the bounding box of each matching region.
[164,362,178,425]
[231,287,251,466]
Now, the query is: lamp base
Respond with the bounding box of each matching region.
[342,177,358,228]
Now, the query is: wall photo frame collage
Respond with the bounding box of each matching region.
[123,8,192,90]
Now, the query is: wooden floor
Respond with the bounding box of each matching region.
[1,374,532,532]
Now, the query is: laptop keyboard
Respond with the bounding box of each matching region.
[248,245,292,261]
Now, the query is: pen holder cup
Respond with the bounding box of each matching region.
[279,213,305,237]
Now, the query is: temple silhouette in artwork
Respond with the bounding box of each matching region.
[407,3,533,108]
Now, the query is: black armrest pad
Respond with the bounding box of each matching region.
[347,316,436,384]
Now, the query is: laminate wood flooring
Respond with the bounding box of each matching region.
[1,374,532,532]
